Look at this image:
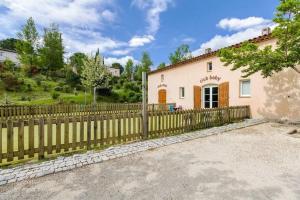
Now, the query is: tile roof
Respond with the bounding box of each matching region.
[148,33,273,75]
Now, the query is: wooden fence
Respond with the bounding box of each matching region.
[0,106,250,164]
[0,103,176,120]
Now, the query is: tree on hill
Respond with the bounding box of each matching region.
[69,52,87,74]
[0,38,20,51]
[135,52,153,80]
[81,53,111,104]
[124,59,134,80]
[157,62,166,69]
[16,17,39,75]
[218,0,300,77]
[169,44,192,64]
[39,23,64,75]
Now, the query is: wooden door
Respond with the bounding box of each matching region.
[219,82,229,107]
[158,89,166,104]
[194,86,201,109]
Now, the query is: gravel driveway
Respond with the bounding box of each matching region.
[0,122,300,200]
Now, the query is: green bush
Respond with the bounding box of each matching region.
[63,85,72,93]
[42,82,50,92]
[26,84,33,92]
[54,86,63,91]
[51,92,60,99]
[1,72,22,91]
[33,75,45,86]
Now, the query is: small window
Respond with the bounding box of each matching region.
[161,74,164,82]
[207,62,213,72]
[179,87,185,99]
[240,80,251,97]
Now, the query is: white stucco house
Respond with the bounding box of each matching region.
[0,48,20,66]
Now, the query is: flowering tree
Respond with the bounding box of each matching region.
[81,53,111,104]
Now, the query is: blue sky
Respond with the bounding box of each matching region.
[0,0,278,68]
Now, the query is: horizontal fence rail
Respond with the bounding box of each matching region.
[0,103,176,120]
[0,106,250,164]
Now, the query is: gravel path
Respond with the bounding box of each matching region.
[1,122,300,200]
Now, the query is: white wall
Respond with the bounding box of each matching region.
[0,49,20,66]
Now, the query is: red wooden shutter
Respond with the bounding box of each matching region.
[219,82,229,107]
[194,86,201,109]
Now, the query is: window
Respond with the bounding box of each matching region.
[207,62,213,72]
[179,87,185,99]
[203,85,218,108]
[240,80,251,97]
[161,74,164,82]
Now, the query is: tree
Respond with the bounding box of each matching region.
[135,52,153,80]
[69,52,87,74]
[141,51,153,72]
[16,17,39,74]
[112,62,124,74]
[81,53,111,104]
[40,23,64,75]
[169,44,192,64]
[0,38,20,51]
[218,0,300,78]
[157,62,166,69]
[124,59,134,80]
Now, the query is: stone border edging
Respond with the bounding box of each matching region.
[0,119,267,186]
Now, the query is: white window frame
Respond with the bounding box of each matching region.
[161,74,164,82]
[202,84,218,108]
[207,62,213,72]
[240,80,251,97]
[179,87,185,99]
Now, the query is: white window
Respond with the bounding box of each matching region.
[161,74,164,82]
[179,87,185,99]
[207,62,212,72]
[240,80,251,97]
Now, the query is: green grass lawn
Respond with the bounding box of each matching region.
[0,116,143,165]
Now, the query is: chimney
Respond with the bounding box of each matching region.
[205,48,212,54]
[262,27,271,35]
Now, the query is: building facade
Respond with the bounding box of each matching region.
[0,49,20,66]
[107,67,120,77]
[148,34,300,120]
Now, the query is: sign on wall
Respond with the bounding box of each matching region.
[157,84,167,88]
[200,75,221,84]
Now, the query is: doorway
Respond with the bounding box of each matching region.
[203,85,218,108]
[158,89,166,104]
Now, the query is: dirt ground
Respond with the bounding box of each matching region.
[0,122,300,200]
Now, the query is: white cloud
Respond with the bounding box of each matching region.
[132,0,173,34]
[0,0,116,28]
[217,17,271,31]
[104,56,139,66]
[110,49,134,56]
[182,37,196,44]
[193,17,275,56]
[0,0,141,60]
[129,35,155,47]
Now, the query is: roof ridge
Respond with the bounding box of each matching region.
[149,33,273,75]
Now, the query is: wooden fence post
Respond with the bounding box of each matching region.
[142,71,148,139]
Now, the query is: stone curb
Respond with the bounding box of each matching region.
[0,119,267,186]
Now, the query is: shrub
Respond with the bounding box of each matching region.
[20,96,27,101]
[1,72,22,91]
[26,84,33,92]
[51,92,60,99]
[63,85,72,93]
[54,86,63,91]
[42,83,50,92]
[33,75,45,86]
